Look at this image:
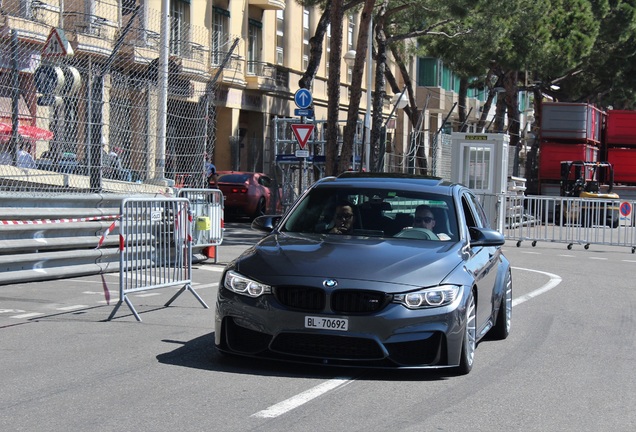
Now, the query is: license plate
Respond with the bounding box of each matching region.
[305,316,348,331]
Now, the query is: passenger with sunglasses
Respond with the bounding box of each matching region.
[414,205,451,241]
[329,201,355,234]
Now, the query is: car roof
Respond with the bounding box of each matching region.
[313,172,463,196]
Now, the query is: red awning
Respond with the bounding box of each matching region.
[18,124,54,140]
[0,122,54,140]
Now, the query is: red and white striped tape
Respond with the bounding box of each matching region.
[96,219,119,249]
[0,215,119,225]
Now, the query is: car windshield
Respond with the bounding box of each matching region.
[218,174,250,183]
[281,186,458,241]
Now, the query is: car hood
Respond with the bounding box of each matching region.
[234,232,464,288]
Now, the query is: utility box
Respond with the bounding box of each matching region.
[451,133,510,230]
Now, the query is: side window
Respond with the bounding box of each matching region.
[461,195,477,228]
[461,192,487,228]
[260,176,272,187]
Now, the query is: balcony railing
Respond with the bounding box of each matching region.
[247,61,289,88]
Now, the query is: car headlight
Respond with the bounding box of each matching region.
[393,285,460,309]
[223,270,272,298]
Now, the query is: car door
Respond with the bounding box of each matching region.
[461,191,500,337]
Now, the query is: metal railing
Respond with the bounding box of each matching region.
[503,194,636,253]
[108,196,209,321]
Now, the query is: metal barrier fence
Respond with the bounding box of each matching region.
[177,188,224,263]
[1,3,221,195]
[108,196,208,322]
[503,194,636,253]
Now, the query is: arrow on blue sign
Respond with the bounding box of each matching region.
[294,88,313,109]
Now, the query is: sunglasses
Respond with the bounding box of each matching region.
[414,216,434,224]
[336,213,353,220]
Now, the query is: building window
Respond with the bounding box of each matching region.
[276,10,284,65]
[303,8,310,70]
[248,19,262,74]
[170,0,190,56]
[212,6,230,66]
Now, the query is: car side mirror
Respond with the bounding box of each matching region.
[469,226,505,247]
[251,215,282,233]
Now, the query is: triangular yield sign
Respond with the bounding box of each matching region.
[291,124,314,149]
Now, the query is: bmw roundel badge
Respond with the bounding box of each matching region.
[323,279,338,288]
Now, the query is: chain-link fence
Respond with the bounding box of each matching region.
[0,0,233,195]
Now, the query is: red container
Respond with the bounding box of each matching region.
[605,110,636,146]
[606,147,636,184]
[539,142,598,181]
[541,102,605,143]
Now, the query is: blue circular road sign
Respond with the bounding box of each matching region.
[294,88,313,109]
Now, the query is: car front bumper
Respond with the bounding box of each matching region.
[215,285,469,369]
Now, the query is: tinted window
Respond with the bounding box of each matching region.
[281,185,457,240]
[218,174,250,183]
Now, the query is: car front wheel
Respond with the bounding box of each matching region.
[455,292,476,375]
[490,270,512,340]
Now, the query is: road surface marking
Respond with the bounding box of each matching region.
[511,267,562,307]
[252,378,354,418]
[56,305,88,311]
[10,312,44,319]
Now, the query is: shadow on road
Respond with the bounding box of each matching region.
[156,333,449,382]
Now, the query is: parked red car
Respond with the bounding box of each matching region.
[216,171,282,219]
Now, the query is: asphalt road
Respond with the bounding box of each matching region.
[1,223,635,431]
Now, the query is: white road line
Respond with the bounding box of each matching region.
[56,305,88,311]
[10,312,44,319]
[251,378,354,419]
[589,257,608,260]
[97,299,119,304]
[134,293,161,298]
[558,254,575,257]
[511,267,562,307]
[520,251,541,255]
[622,260,636,263]
[196,266,225,273]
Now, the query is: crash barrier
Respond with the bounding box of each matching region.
[108,197,209,321]
[177,188,224,263]
[504,194,636,253]
[0,192,215,286]
[0,193,124,285]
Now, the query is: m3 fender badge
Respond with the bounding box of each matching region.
[323,279,338,288]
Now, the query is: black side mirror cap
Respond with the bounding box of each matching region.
[469,226,505,247]
[251,215,282,233]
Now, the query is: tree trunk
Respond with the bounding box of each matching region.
[371,1,389,172]
[459,77,468,131]
[338,0,375,174]
[298,1,332,91]
[325,0,345,176]
[524,86,543,194]
[504,70,520,176]
[493,91,507,133]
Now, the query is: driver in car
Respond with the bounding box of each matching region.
[329,201,355,235]
[414,205,451,241]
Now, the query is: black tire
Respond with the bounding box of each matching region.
[252,197,266,220]
[490,270,512,340]
[455,293,476,375]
